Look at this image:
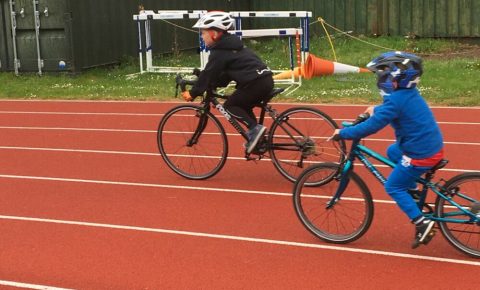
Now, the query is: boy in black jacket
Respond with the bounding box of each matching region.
[183,11,274,153]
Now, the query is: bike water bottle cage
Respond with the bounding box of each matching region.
[367,51,423,94]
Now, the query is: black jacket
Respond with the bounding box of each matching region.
[189,34,272,97]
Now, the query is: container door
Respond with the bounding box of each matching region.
[37,0,69,71]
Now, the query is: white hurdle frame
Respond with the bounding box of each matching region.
[132,10,312,91]
[133,10,206,74]
[230,10,311,61]
[228,28,304,88]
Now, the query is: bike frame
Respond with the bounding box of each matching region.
[190,90,315,157]
[332,139,478,224]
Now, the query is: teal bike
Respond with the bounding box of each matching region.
[293,113,480,258]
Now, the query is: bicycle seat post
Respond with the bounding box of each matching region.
[258,103,268,126]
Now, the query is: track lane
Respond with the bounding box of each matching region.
[0,159,475,260]
[1,216,478,289]
[0,100,479,288]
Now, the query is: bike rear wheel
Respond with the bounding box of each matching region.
[268,107,346,185]
[435,172,480,258]
[293,163,374,243]
[157,105,228,180]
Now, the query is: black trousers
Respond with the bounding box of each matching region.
[223,76,274,129]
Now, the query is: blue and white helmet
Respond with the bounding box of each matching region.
[367,51,423,94]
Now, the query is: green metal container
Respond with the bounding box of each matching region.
[0,1,8,71]
[0,0,251,73]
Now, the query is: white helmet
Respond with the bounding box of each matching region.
[193,11,234,30]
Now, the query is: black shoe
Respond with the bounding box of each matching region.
[412,217,435,249]
[245,125,266,154]
[250,137,267,154]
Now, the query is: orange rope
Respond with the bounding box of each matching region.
[295,31,301,68]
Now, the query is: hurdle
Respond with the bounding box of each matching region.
[132,10,312,92]
[227,28,304,90]
[230,11,311,62]
[133,10,206,74]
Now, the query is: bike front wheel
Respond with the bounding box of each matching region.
[157,105,228,180]
[435,172,480,258]
[268,106,346,185]
[293,163,374,243]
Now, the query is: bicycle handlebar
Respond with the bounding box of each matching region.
[175,69,228,100]
[342,112,371,128]
[175,75,197,93]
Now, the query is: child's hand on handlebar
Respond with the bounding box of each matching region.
[328,129,342,142]
[365,106,375,116]
[182,91,193,102]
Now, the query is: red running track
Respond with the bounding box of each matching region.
[0,100,479,289]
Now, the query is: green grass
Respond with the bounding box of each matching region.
[0,36,479,106]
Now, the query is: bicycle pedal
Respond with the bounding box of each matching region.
[245,154,262,161]
[412,228,436,249]
[423,230,436,245]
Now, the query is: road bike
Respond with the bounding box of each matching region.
[293,113,480,258]
[157,74,346,184]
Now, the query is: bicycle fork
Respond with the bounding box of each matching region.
[326,161,353,209]
[187,108,208,146]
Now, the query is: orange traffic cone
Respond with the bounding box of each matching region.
[303,54,370,79]
[272,67,302,80]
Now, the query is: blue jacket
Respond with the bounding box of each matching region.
[339,88,443,159]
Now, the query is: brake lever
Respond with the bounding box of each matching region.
[352,112,371,125]
[192,68,201,77]
[175,74,188,97]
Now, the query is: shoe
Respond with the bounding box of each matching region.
[250,137,267,154]
[245,125,266,154]
[412,217,435,249]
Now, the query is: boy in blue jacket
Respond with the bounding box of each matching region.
[332,51,444,248]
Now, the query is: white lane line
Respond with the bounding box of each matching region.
[1,126,480,146]
[0,173,467,208]
[0,214,479,267]
[0,111,161,116]
[1,99,480,109]
[366,138,480,147]
[0,146,160,156]
[1,111,479,126]
[0,173,298,198]
[0,126,154,133]
[0,146,478,172]
[0,280,73,290]
[0,173,396,206]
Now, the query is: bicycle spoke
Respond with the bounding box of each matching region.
[158,105,228,180]
[436,172,480,258]
[293,163,373,243]
[269,107,346,184]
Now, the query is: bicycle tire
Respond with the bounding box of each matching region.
[435,172,480,258]
[157,105,228,180]
[268,106,346,185]
[293,163,374,244]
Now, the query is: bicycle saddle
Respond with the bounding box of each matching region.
[268,88,285,98]
[264,88,285,104]
[254,88,285,107]
[428,159,449,173]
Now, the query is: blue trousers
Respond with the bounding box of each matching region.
[385,143,432,220]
